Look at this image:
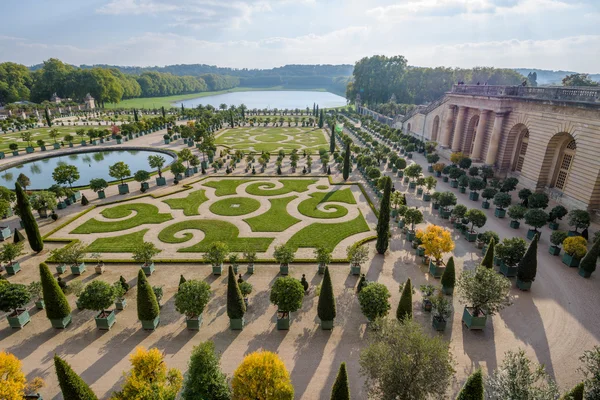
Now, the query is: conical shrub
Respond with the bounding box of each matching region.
[178,275,186,291]
[54,355,98,400]
[317,266,336,322]
[579,236,600,276]
[441,257,456,292]
[227,265,246,319]
[396,278,412,321]
[330,362,350,400]
[16,182,43,252]
[481,237,495,269]
[40,262,70,320]
[517,233,538,283]
[136,269,159,321]
[560,382,584,400]
[456,369,484,400]
[376,176,392,254]
[343,142,350,181]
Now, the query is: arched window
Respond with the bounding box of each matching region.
[515,131,529,172]
[554,140,576,190]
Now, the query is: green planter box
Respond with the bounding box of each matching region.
[56,264,67,274]
[277,312,291,330]
[212,264,223,275]
[26,147,35,154]
[568,230,580,237]
[35,300,45,309]
[391,209,399,218]
[442,285,454,295]
[321,319,334,330]
[416,246,425,256]
[141,316,160,330]
[142,262,155,276]
[465,231,477,242]
[450,180,459,188]
[186,315,203,330]
[549,245,561,256]
[499,262,518,277]
[280,264,289,275]
[397,171,404,178]
[469,191,479,201]
[495,208,506,218]
[408,181,416,189]
[156,177,166,186]
[115,299,127,310]
[440,209,451,219]
[482,200,490,209]
[70,262,86,275]
[432,202,439,210]
[548,221,559,230]
[459,187,467,193]
[97,190,106,199]
[230,317,244,330]
[8,310,30,328]
[407,153,413,159]
[53,143,61,149]
[494,256,501,267]
[427,165,434,173]
[350,263,361,275]
[12,151,19,156]
[57,201,67,209]
[95,310,116,330]
[50,315,72,329]
[423,193,431,201]
[406,230,416,241]
[141,182,150,191]
[318,263,326,274]
[579,268,592,278]
[40,146,46,151]
[462,307,487,330]
[118,184,130,195]
[397,219,405,228]
[432,317,447,331]
[429,260,446,278]
[510,220,520,229]
[116,139,122,144]
[526,229,538,240]
[562,253,580,267]
[6,262,20,275]
[248,264,254,274]
[442,176,449,182]
[416,187,423,195]
[516,279,532,291]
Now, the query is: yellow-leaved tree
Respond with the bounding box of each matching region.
[232,351,294,400]
[416,225,455,266]
[0,351,44,400]
[111,347,183,400]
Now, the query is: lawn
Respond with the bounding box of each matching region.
[157,220,273,252]
[0,126,80,152]
[243,196,301,232]
[163,190,208,216]
[203,179,249,196]
[216,127,328,153]
[297,189,356,219]
[71,203,173,234]
[245,179,317,196]
[209,197,261,216]
[86,229,149,253]
[286,213,370,252]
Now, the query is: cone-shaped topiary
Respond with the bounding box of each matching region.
[331,362,350,400]
[227,265,246,319]
[456,369,484,400]
[178,275,186,291]
[13,228,25,244]
[517,233,538,283]
[330,125,336,153]
[136,269,159,321]
[579,235,600,277]
[81,194,89,206]
[54,355,98,400]
[40,262,71,320]
[317,266,336,322]
[481,237,495,269]
[560,382,584,400]
[441,256,456,292]
[16,182,43,252]
[356,274,366,293]
[396,278,413,321]
[376,176,392,254]
[343,142,350,181]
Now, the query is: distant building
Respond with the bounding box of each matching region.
[50,92,62,104]
[84,93,95,110]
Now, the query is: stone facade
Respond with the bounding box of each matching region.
[399,85,600,212]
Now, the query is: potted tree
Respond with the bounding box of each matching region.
[62,242,87,275]
[423,176,436,202]
[478,231,499,254]
[227,265,246,330]
[438,191,457,219]
[243,246,257,274]
[109,161,131,195]
[404,208,424,241]
[270,276,305,330]
[205,241,229,275]
[0,282,31,328]
[175,280,211,330]
[431,192,441,211]
[493,192,511,218]
[40,262,72,328]
[419,284,436,312]
[431,291,452,331]
[578,236,600,278]
[441,257,456,295]
[567,210,590,237]
[496,237,527,277]
[417,225,454,278]
[457,266,512,330]
[171,161,186,183]
[465,209,487,242]
[458,174,469,194]
[450,204,467,225]
[1,242,24,275]
[136,269,160,330]
[78,280,117,330]
[315,245,332,274]
[133,241,160,276]
[112,281,127,310]
[28,281,44,309]
[239,280,253,307]
[358,282,391,323]
[549,231,568,256]
[481,187,497,209]
[347,243,369,275]
[148,155,167,186]
[516,234,538,291]
[29,191,57,218]
[49,245,69,274]
[134,170,151,192]
[547,205,568,230]
[448,167,464,188]
[562,236,587,267]
[507,205,525,229]
[404,164,422,189]
[317,266,336,330]
[433,162,445,178]
[274,244,295,275]
[468,177,486,201]
[524,208,549,240]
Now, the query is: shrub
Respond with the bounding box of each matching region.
[376,176,392,254]
[548,205,568,223]
[457,266,512,316]
[508,205,526,221]
[273,244,295,265]
[416,225,454,265]
[331,362,350,400]
[232,351,293,400]
[40,262,71,320]
[358,282,391,321]
[317,266,336,322]
[481,187,497,201]
[456,369,484,400]
[524,208,549,231]
[136,269,159,321]
[347,244,369,266]
[181,341,231,400]
[175,280,211,319]
[227,266,246,319]
[441,257,456,289]
[528,192,549,209]
[89,178,108,193]
[0,283,30,314]
[270,277,304,313]
[500,177,519,192]
[15,182,43,252]
[517,233,539,283]
[469,177,486,192]
[563,236,588,258]
[54,355,97,400]
[452,204,467,219]
[579,236,600,275]
[396,278,412,321]
[518,188,533,205]
[132,242,160,266]
[560,383,584,400]
[465,209,487,232]
[496,237,527,267]
[550,231,568,247]
[578,346,600,399]
[568,210,591,233]
[493,192,512,209]
[481,238,495,269]
[78,281,116,313]
[438,191,457,210]
[204,241,229,266]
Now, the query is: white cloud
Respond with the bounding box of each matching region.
[97,0,178,15]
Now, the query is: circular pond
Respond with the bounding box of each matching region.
[0,149,175,190]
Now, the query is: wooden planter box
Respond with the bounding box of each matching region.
[277,311,291,330]
[97,190,106,199]
[156,177,166,186]
[141,182,150,191]
[516,279,532,291]
[115,299,127,310]
[562,253,580,268]
[465,231,477,242]
[462,307,487,330]
[186,314,203,330]
[406,230,416,241]
[0,226,12,241]
[469,191,480,201]
[495,208,506,218]
[549,245,561,256]
[230,317,244,330]
[432,202,440,210]
[6,261,20,275]
[8,309,30,328]
[499,262,518,277]
[279,263,289,275]
[212,263,222,275]
[527,229,538,240]
[432,317,447,331]
[450,180,459,188]
[118,184,130,195]
[70,262,86,275]
[482,200,490,209]
[141,316,160,330]
[510,220,520,229]
[50,315,72,329]
[318,263,326,274]
[35,300,45,309]
[321,319,334,330]
[423,193,431,201]
[142,262,155,276]
[247,264,254,274]
[408,182,417,189]
[442,285,454,295]
[416,246,425,256]
[579,268,593,278]
[56,264,67,274]
[397,219,405,228]
[440,209,451,219]
[95,310,116,330]
[459,187,467,193]
[350,263,361,275]
[429,260,446,278]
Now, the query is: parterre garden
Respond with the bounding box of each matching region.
[49,177,375,259]
[215,126,328,153]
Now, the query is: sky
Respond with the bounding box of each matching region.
[0,0,599,72]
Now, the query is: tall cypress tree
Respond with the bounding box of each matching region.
[181,103,185,114]
[317,266,336,323]
[481,237,495,269]
[45,108,52,127]
[396,278,412,321]
[456,369,484,400]
[579,235,600,277]
[227,265,246,320]
[517,233,538,284]
[16,182,43,252]
[161,106,166,119]
[441,256,456,294]
[54,355,98,400]
[40,263,71,321]
[329,121,336,153]
[331,362,350,400]
[133,108,139,122]
[313,103,316,116]
[136,269,159,322]
[560,383,584,400]
[316,104,319,118]
[319,109,324,128]
[375,176,392,254]
[343,142,351,181]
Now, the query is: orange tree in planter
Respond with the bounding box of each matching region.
[416,225,455,265]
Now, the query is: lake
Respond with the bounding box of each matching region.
[0,150,175,190]
[173,90,347,110]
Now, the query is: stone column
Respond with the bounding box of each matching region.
[485,112,508,166]
[441,105,456,147]
[471,109,491,160]
[451,106,468,152]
